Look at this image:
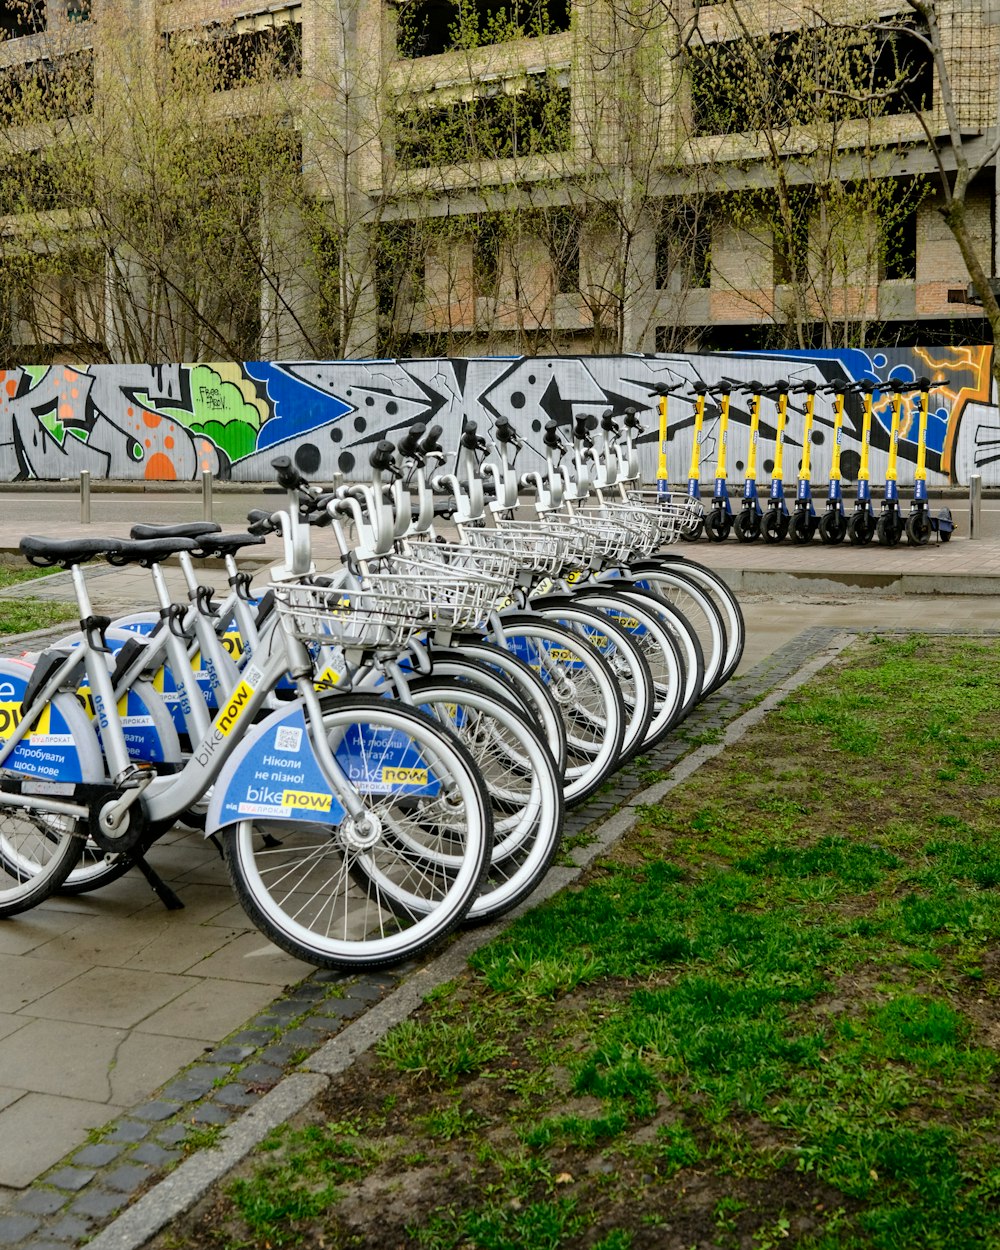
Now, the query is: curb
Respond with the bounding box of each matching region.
[74,626,860,1250]
[709,567,1000,598]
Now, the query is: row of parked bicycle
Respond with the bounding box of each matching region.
[650,372,953,546]
[0,402,744,971]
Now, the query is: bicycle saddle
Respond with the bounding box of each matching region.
[20,535,124,569]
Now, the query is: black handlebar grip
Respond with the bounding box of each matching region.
[693,381,709,395]
[246,508,275,536]
[397,423,426,458]
[369,440,396,472]
[271,456,305,491]
[917,375,932,390]
[461,422,481,450]
[543,421,561,449]
[601,407,616,431]
[494,416,515,443]
[624,406,641,429]
[574,415,593,441]
[420,424,443,453]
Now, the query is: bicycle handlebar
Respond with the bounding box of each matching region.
[271,456,306,492]
[369,440,396,473]
[396,423,426,459]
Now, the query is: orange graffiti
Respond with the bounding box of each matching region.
[912,346,993,478]
[5,380,16,397]
[145,453,176,481]
[59,404,73,420]
[142,411,161,429]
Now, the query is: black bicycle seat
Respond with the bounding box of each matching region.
[190,532,267,558]
[105,537,199,568]
[130,522,222,541]
[20,535,124,569]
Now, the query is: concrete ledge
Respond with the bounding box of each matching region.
[712,568,1000,597]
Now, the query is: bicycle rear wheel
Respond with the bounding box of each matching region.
[491,615,626,807]
[404,678,564,923]
[647,556,746,691]
[223,696,492,970]
[0,803,84,917]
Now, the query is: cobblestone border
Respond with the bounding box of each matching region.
[6,622,981,1249]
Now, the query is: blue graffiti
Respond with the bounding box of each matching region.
[244,362,352,452]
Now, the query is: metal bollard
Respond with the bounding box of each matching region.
[969,473,982,541]
[80,470,90,525]
[202,470,213,522]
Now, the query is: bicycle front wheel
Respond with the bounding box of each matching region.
[222,696,493,970]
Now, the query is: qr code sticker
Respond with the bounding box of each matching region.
[274,725,303,753]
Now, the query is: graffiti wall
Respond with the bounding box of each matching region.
[0,348,995,485]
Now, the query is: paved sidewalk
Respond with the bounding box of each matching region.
[0,490,997,1247]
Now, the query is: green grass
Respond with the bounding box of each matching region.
[182,634,1000,1250]
[0,558,75,634]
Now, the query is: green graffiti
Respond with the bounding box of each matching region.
[196,417,256,460]
[38,412,65,445]
[135,365,263,463]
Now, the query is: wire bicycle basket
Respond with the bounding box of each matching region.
[461,519,569,578]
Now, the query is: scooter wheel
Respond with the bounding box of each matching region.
[762,512,788,543]
[905,513,932,546]
[705,511,731,543]
[847,512,876,545]
[876,513,903,547]
[791,513,814,544]
[818,512,847,544]
[734,511,760,543]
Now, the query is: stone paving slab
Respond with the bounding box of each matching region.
[0,599,992,1246]
[0,487,997,1242]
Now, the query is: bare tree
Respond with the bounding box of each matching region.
[686,0,928,349]
[899,0,1000,380]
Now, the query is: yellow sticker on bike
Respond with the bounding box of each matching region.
[282,789,333,813]
[0,702,50,738]
[215,680,254,735]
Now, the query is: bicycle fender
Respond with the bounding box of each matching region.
[207,700,344,832]
[206,698,444,834]
[0,658,104,785]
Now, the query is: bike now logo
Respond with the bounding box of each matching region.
[282,789,333,812]
[216,681,253,736]
[382,766,428,785]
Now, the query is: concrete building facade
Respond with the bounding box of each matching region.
[0,0,998,363]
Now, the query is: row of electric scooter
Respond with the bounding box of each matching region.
[647,373,953,547]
